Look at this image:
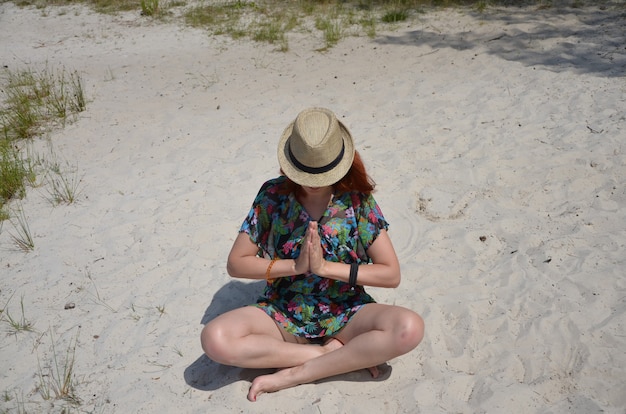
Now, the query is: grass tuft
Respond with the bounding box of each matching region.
[84,268,117,312]
[1,293,35,334]
[37,329,81,406]
[0,141,27,205]
[42,154,84,205]
[315,17,343,49]
[141,0,160,16]
[381,9,409,23]
[156,304,167,316]
[8,206,35,252]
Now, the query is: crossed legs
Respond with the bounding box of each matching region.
[201,306,332,369]
[200,303,424,401]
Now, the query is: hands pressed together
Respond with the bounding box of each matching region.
[293,221,328,277]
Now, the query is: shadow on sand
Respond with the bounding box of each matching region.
[184,280,264,392]
[375,4,625,77]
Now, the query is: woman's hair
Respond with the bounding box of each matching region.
[280,150,376,195]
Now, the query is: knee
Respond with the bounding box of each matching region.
[200,322,235,365]
[394,311,424,354]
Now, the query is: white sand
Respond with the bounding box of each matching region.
[1,2,625,412]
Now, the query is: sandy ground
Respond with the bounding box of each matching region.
[0,1,625,413]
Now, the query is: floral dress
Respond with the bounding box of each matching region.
[240,176,390,341]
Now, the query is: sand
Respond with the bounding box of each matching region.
[0,1,625,412]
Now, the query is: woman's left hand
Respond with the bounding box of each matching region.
[306,221,327,276]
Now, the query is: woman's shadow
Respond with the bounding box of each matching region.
[184,280,269,391]
[184,280,393,392]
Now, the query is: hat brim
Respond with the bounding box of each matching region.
[277,119,355,187]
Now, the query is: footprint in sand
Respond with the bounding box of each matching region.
[415,186,478,222]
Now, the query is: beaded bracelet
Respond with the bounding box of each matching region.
[265,257,279,280]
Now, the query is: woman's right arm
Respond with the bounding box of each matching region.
[226,232,307,280]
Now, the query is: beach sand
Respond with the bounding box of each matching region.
[0,2,625,412]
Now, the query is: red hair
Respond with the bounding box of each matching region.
[279,150,375,195]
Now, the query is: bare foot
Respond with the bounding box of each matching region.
[246,338,383,401]
[247,367,299,402]
[368,365,380,378]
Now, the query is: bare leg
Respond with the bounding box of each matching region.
[201,306,334,369]
[247,303,424,401]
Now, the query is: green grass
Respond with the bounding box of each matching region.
[45,168,83,205]
[1,293,35,334]
[180,0,517,50]
[42,154,84,205]
[0,66,85,141]
[315,17,343,49]
[0,141,27,205]
[8,206,35,252]
[140,0,160,16]
[0,65,86,220]
[381,8,410,23]
[251,13,298,51]
[37,330,81,406]
[184,1,259,37]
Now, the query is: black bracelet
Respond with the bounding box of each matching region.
[349,262,358,288]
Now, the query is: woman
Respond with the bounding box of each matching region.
[201,107,424,401]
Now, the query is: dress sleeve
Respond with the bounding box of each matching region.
[355,192,390,252]
[239,180,278,255]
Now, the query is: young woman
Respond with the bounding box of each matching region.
[201,107,424,401]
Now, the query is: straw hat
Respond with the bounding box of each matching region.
[278,107,355,187]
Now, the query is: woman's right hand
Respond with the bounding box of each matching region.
[293,227,311,275]
[295,220,325,275]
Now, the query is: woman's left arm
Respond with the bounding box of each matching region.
[311,227,401,288]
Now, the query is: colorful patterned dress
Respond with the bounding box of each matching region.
[240,176,390,341]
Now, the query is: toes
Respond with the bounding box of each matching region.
[367,365,380,378]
